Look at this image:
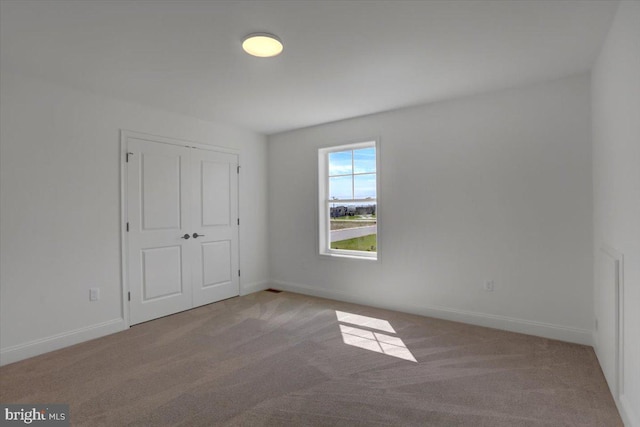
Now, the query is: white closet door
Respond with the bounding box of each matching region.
[190,149,240,307]
[127,139,192,325]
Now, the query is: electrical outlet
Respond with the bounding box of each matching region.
[484,280,495,292]
[90,288,100,301]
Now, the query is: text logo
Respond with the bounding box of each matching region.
[1,404,69,426]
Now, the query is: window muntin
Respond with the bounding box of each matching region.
[319,141,378,259]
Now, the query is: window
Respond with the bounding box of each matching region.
[318,141,378,259]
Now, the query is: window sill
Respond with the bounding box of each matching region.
[319,251,378,261]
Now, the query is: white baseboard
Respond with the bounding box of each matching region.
[620,394,639,427]
[0,318,127,366]
[0,281,270,367]
[240,280,270,296]
[271,280,593,346]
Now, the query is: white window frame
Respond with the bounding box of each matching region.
[318,140,379,260]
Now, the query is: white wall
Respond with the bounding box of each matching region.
[0,71,269,365]
[592,1,640,425]
[268,74,593,344]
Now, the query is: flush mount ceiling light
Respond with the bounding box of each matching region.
[242,33,283,58]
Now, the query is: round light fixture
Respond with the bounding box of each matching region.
[242,33,283,58]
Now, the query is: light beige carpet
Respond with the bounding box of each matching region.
[0,291,622,426]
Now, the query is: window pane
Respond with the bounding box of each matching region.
[353,147,376,174]
[354,174,376,199]
[329,151,352,176]
[329,202,377,252]
[329,175,352,200]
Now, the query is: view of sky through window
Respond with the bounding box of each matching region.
[329,148,376,200]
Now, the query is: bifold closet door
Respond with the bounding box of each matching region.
[126,138,240,325]
[127,139,193,325]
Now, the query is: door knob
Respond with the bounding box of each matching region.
[192,233,205,238]
[181,234,190,239]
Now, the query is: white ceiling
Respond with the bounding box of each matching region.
[0,0,618,135]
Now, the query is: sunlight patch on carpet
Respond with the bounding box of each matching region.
[335,310,396,333]
[336,312,417,362]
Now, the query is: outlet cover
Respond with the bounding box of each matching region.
[90,288,100,301]
[484,280,495,292]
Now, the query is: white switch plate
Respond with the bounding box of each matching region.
[90,288,100,301]
[484,280,495,292]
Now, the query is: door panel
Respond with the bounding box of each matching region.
[201,240,232,287]
[142,246,184,300]
[127,138,192,325]
[191,149,239,307]
[141,152,183,230]
[201,161,230,226]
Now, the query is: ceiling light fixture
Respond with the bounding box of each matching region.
[242,33,283,58]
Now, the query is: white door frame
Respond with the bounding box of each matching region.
[120,129,240,327]
[596,244,625,401]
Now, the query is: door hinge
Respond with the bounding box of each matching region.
[238,269,241,277]
[237,218,240,226]
[128,292,131,301]
[126,222,129,232]
[237,165,240,174]
[126,152,133,163]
